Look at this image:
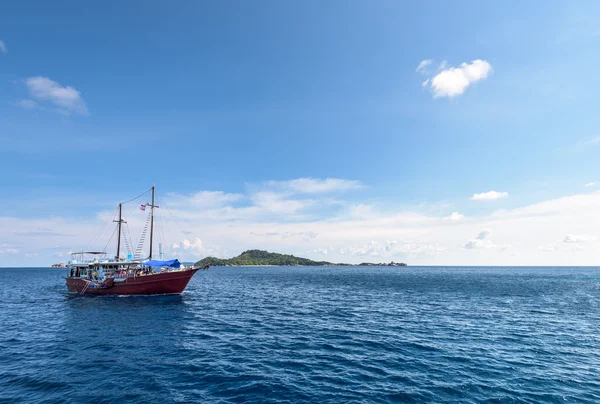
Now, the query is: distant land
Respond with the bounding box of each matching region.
[194,250,407,267]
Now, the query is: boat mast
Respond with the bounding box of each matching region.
[148,185,159,260]
[113,203,126,261]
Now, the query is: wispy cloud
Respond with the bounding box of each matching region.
[163,177,361,223]
[167,190,244,209]
[250,191,314,215]
[0,40,6,53]
[4,181,600,266]
[312,247,330,255]
[265,178,364,194]
[575,136,600,151]
[251,231,317,241]
[172,238,203,252]
[14,230,74,237]
[15,99,39,110]
[470,191,508,201]
[25,76,88,115]
[444,212,465,221]
[584,182,597,187]
[416,59,432,73]
[563,234,596,243]
[465,229,495,249]
[0,244,19,255]
[421,59,492,98]
[538,244,558,252]
[340,239,444,258]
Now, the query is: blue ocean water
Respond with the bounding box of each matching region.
[1,266,599,403]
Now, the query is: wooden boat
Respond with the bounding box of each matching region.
[65,266,202,295]
[65,186,207,296]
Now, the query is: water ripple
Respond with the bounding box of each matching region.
[1,266,600,403]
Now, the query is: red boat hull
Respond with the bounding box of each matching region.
[66,268,201,295]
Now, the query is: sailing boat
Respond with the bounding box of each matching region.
[65,186,206,295]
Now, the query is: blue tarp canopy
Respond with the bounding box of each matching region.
[143,259,181,268]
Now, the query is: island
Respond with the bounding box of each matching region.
[195,249,407,267]
[358,261,407,267]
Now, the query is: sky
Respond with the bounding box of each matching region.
[1,0,600,266]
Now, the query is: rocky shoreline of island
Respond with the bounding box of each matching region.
[194,250,407,267]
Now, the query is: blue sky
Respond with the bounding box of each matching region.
[1,1,600,266]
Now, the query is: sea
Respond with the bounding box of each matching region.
[1,266,599,403]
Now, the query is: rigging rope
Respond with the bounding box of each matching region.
[155,207,168,255]
[102,226,118,256]
[86,206,119,252]
[122,224,133,256]
[125,222,134,256]
[84,188,149,253]
[159,196,189,238]
[133,211,152,260]
[120,188,152,258]
[121,188,152,205]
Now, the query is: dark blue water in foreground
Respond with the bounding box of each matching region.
[1,266,600,403]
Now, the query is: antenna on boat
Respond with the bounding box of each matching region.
[113,203,126,261]
[147,185,159,260]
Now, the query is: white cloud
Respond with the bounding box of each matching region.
[251,191,314,214]
[465,229,495,249]
[168,190,243,208]
[0,40,6,53]
[0,244,19,255]
[16,99,38,110]
[313,247,329,255]
[388,241,445,257]
[563,234,596,243]
[574,136,600,151]
[584,182,597,187]
[341,240,382,257]
[172,238,204,253]
[25,76,88,115]
[252,231,317,241]
[347,204,375,219]
[471,191,508,201]
[416,59,432,73]
[465,239,495,249]
[538,245,558,252]
[476,229,491,240]
[5,182,600,266]
[444,212,465,221]
[266,178,363,194]
[426,59,492,98]
[341,239,444,259]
